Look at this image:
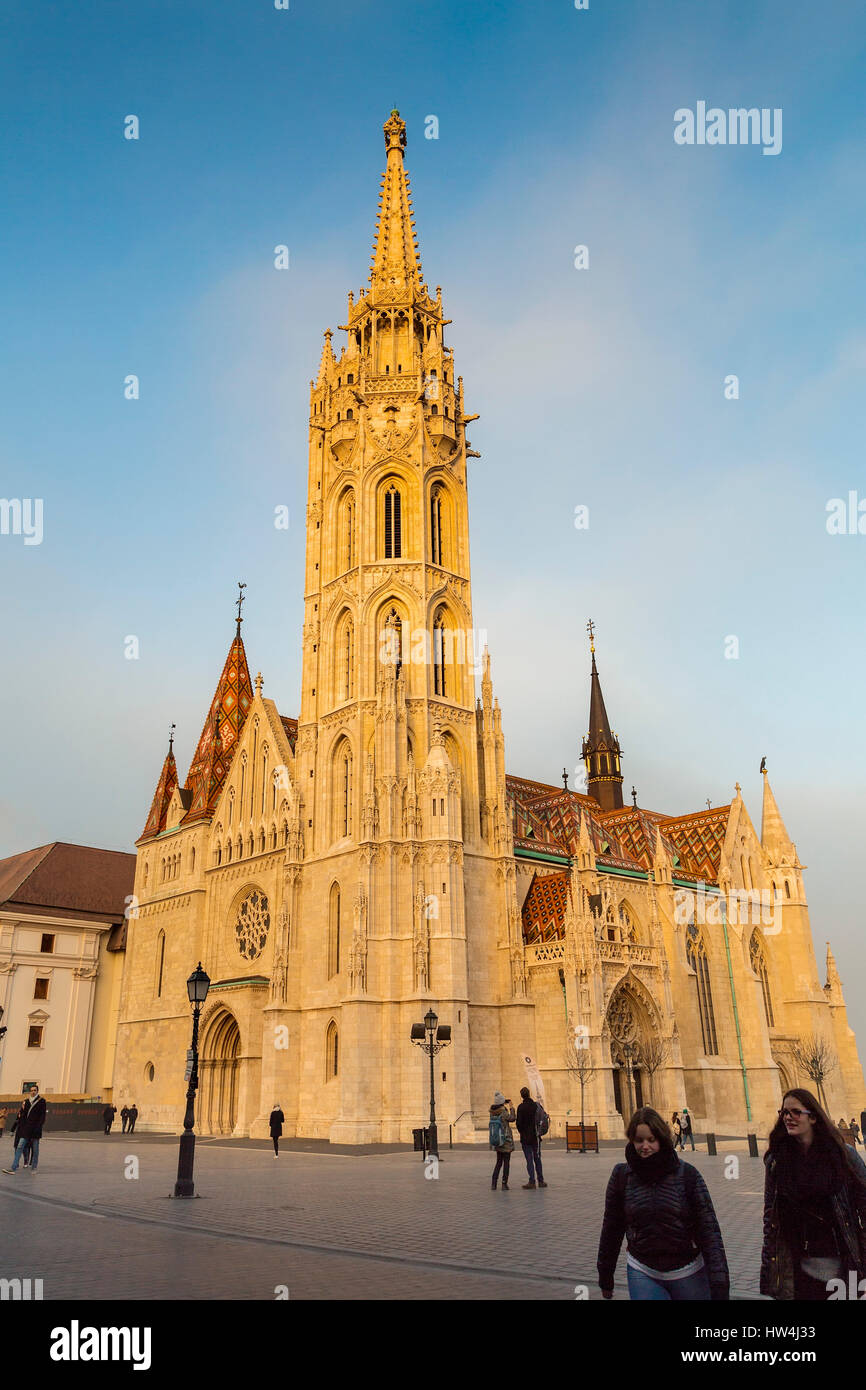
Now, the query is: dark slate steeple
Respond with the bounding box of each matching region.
[581,621,624,812]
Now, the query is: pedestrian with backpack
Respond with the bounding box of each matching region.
[680,1107,695,1151]
[597,1106,729,1300]
[489,1091,516,1190]
[516,1086,549,1189]
[671,1112,683,1150]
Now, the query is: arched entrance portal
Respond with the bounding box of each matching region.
[606,985,657,1121]
[200,1009,240,1136]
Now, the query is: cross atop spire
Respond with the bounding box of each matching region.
[586,618,596,654]
[235,582,247,638]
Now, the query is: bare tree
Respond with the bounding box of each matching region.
[791,1034,838,1109]
[638,1035,671,1107]
[565,1021,597,1147]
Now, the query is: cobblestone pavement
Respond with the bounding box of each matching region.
[0,1135,767,1301]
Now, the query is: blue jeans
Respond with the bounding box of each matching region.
[10,1137,38,1171]
[627,1264,711,1301]
[521,1140,544,1183]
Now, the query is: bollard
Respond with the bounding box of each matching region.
[747,1133,759,1158]
[706,1132,717,1155]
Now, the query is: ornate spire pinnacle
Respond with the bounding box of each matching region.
[581,623,624,812]
[825,942,843,1002]
[140,735,179,840]
[183,624,254,824]
[760,768,794,851]
[316,329,336,386]
[369,110,424,297]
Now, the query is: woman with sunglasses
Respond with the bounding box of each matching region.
[761,1088,866,1300]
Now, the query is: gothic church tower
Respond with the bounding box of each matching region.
[270,110,531,1142]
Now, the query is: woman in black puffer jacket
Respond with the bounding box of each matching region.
[760,1088,866,1300]
[597,1106,729,1300]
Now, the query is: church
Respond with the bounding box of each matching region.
[112,111,864,1142]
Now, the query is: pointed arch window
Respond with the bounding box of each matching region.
[339,489,356,573]
[326,1019,339,1079]
[384,483,402,559]
[430,486,445,567]
[155,930,166,998]
[686,924,718,1055]
[338,744,353,839]
[328,884,341,978]
[750,931,774,1028]
[338,615,354,702]
[433,613,447,697]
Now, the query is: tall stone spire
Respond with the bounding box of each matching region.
[581,621,624,812]
[825,942,844,1004]
[760,768,794,851]
[369,110,424,298]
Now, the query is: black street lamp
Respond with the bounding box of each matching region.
[621,1041,636,1119]
[173,962,210,1198]
[410,1007,451,1158]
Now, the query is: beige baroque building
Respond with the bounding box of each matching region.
[112,111,865,1142]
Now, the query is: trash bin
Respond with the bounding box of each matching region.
[412,1127,427,1152]
[706,1132,717,1156]
[747,1133,759,1158]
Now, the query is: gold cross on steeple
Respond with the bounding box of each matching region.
[586,618,596,653]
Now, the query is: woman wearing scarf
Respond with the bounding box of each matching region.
[761,1088,866,1300]
[597,1106,729,1300]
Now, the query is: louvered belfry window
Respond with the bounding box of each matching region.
[384,484,402,559]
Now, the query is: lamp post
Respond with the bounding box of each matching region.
[621,1041,636,1119]
[173,962,210,1198]
[410,1007,451,1158]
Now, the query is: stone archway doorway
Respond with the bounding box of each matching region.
[607,986,656,1120]
[200,1009,240,1136]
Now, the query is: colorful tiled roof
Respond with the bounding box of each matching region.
[521,870,571,943]
[507,774,730,886]
[280,716,298,754]
[140,747,178,840]
[182,633,254,824]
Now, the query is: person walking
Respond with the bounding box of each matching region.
[0,1107,7,1140]
[120,1106,130,1134]
[127,1104,138,1134]
[760,1088,866,1300]
[597,1106,729,1301]
[671,1112,683,1150]
[269,1102,285,1157]
[489,1091,516,1191]
[680,1108,695,1151]
[102,1103,117,1134]
[850,1118,861,1147]
[3,1085,47,1174]
[838,1118,854,1147]
[515,1086,548,1189]
[10,1099,31,1166]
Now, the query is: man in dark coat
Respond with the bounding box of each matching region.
[515,1086,547,1189]
[127,1105,138,1134]
[103,1104,117,1134]
[3,1085,47,1173]
[120,1106,130,1133]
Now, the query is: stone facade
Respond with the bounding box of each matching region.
[111,111,865,1142]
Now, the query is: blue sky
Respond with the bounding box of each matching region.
[2,0,865,1045]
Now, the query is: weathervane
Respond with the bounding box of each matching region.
[235,581,247,637]
[168,722,176,755]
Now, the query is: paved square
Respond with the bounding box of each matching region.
[0,1134,767,1300]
